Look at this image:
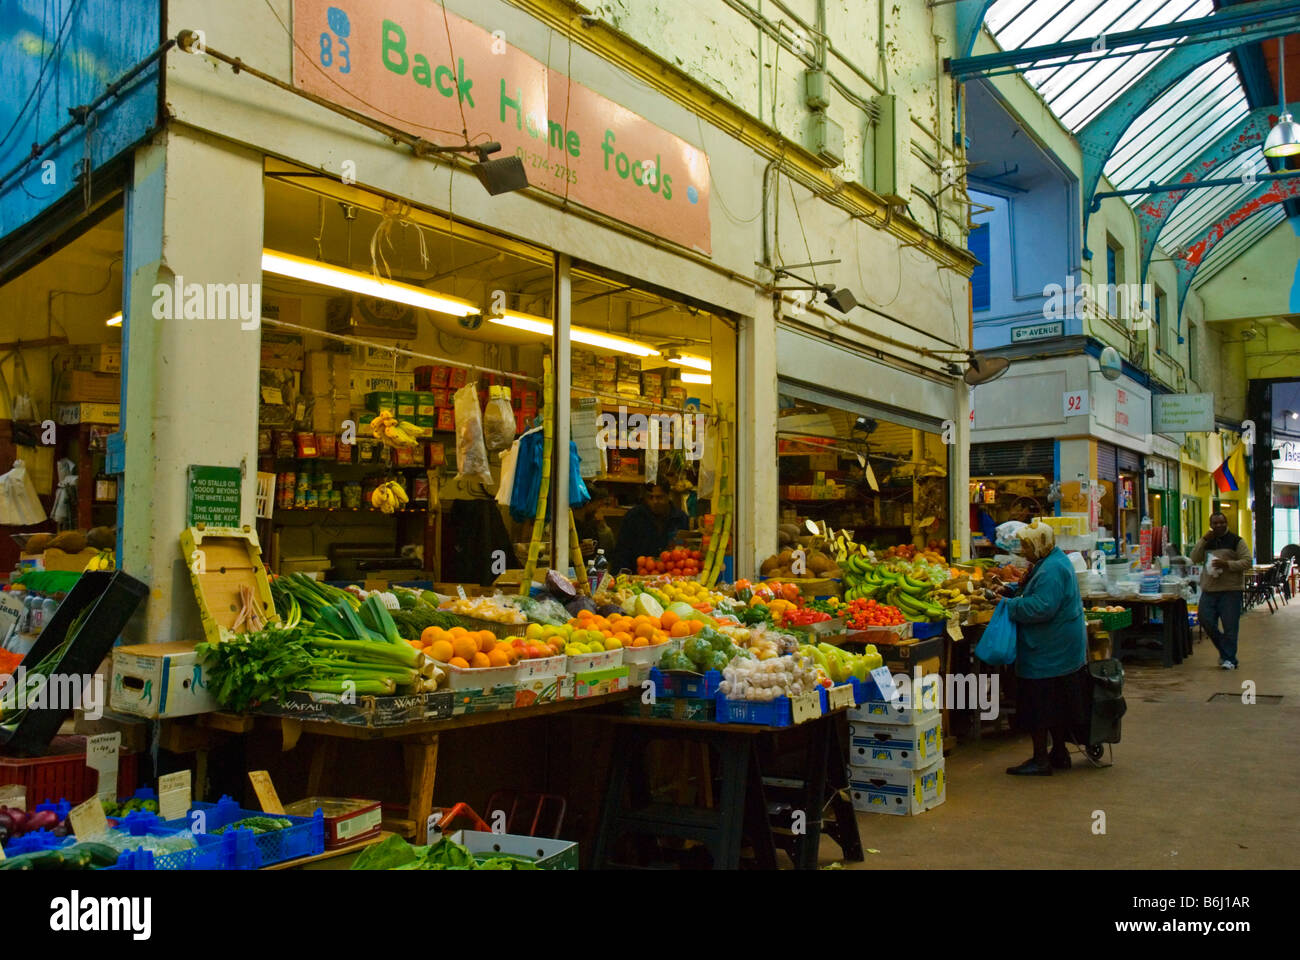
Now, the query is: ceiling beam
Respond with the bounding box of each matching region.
[1135,102,1300,287]
[954,0,997,59]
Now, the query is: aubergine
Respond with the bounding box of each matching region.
[565,596,596,617]
[546,570,578,602]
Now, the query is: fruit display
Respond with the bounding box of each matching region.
[782,608,833,629]
[719,654,821,701]
[437,594,528,625]
[566,610,674,649]
[839,557,947,621]
[799,642,883,684]
[84,548,116,572]
[369,479,410,513]
[843,597,906,629]
[415,626,529,668]
[636,547,704,578]
[1088,605,1127,614]
[658,626,750,673]
[369,409,427,448]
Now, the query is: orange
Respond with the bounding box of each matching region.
[688,620,705,635]
[407,639,423,649]
[660,611,679,631]
[614,631,633,647]
[600,628,613,638]
[670,620,691,638]
[495,642,519,664]
[633,614,649,626]
[632,637,649,648]
[429,640,454,663]
[527,643,551,659]
[420,626,443,646]
[449,626,467,638]
[634,623,656,640]
[452,636,478,662]
[488,649,510,667]
[449,656,470,669]
[478,631,497,653]
[471,651,492,669]
[649,617,662,631]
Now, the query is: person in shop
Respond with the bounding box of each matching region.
[1001,520,1090,777]
[575,486,616,560]
[608,479,690,574]
[1189,511,1252,670]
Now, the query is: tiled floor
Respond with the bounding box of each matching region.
[830,599,1300,869]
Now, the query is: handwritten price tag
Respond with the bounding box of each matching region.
[85,732,120,801]
[68,795,109,840]
[248,770,285,815]
[158,770,193,823]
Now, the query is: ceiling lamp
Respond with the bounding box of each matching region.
[105,312,122,327]
[679,372,712,385]
[261,250,478,317]
[486,313,661,358]
[667,354,711,371]
[1265,37,1300,158]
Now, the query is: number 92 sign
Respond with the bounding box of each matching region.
[1063,390,1090,418]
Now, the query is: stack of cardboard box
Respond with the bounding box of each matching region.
[846,673,947,817]
[302,350,352,433]
[616,357,641,397]
[53,343,123,424]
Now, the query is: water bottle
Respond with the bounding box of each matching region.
[590,549,608,595]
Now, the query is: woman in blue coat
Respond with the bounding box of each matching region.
[1002,521,1090,776]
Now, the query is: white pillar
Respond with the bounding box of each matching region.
[552,253,571,575]
[950,382,972,560]
[120,129,264,644]
[737,293,779,578]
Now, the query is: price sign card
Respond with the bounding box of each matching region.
[86,732,120,801]
[68,795,109,841]
[248,770,285,815]
[869,666,900,703]
[158,770,193,823]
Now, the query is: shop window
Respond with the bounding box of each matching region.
[969,223,990,312]
[1188,323,1199,382]
[1185,497,1203,543]
[1105,236,1123,318]
[1152,285,1165,353]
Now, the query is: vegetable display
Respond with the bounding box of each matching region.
[718,654,820,701]
[351,832,540,871]
[213,816,294,836]
[636,547,704,577]
[843,598,906,629]
[0,842,121,871]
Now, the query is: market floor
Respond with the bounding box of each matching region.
[825,600,1300,870]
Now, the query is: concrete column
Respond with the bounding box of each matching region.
[552,253,571,575]
[949,383,971,560]
[736,293,778,579]
[120,129,264,644]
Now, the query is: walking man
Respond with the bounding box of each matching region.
[1189,512,1252,669]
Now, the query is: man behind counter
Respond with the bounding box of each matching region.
[609,479,690,573]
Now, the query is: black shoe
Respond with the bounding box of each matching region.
[1050,752,1072,770]
[1006,758,1052,776]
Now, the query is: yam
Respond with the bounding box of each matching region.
[86,526,116,549]
[24,533,53,554]
[46,531,87,554]
[760,555,781,576]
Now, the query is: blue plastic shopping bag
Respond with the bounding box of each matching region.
[974,599,1016,665]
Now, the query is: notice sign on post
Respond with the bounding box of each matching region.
[1152,393,1214,434]
[188,465,242,526]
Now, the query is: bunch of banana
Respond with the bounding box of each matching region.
[369,409,426,449]
[370,480,410,514]
[84,548,116,572]
[885,581,947,622]
[929,582,973,609]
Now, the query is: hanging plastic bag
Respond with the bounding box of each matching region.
[51,457,78,529]
[453,383,493,485]
[974,600,1016,666]
[482,386,516,454]
[509,429,544,522]
[496,439,521,508]
[8,351,37,422]
[0,459,48,526]
[568,440,591,508]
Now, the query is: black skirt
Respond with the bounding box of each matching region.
[1016,664,1091,736]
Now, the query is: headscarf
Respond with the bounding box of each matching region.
[1015,520,1055,558]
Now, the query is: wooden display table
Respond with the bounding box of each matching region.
[160,692,635,845]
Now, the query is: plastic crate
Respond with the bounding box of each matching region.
[109,830,235,871]
[0,735,139,805]
[649,667,722,699]
[2,828,76,856]
[713,693,794,726]
[162,795,325,869]
[909,621,946,640]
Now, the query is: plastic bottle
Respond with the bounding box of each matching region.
[41,596,58,627]
[590,549,608,595]
[1139,516,1153,569]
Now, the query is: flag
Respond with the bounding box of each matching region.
[1212,452,1238,494]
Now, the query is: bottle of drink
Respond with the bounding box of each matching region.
[590,549,608,595]
[1139,516,1153,569]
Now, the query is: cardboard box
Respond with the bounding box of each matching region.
[38,547,100,572]
[352,344,412,371]
[574,665,629,699]
[436,408,455,431]
[849,714,943,770]
[449,685,517,715]
[352,372,414,398]
[253,690,453,727]
[448,367,468,389]
[849,672,940,726]
[60,343,122,375]
[54,369,120,403]
[849,757,945,816]
[303,351,352,395]
[306,394,351,433]
[447,830,578,870]
[111,642,221,720]
[260,338,304,370]
[514,674,575,708]
[54,401,120,425]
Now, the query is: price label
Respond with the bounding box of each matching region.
[248,770,285,815]
[1064,390,1090,417]
[456,585,468,600]
[869,666,899,703]
[946,618,964,641]
[85,732,120,801]
[0,785,25,811]
[158,770,193,823]
[68,795,109,840]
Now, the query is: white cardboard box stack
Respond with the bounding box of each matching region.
[847,675,946,816]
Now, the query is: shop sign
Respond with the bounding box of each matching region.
[292,0,712,253]
[1063,389,1089,417]
[1152,392,1214,434]
[1276,440,1300,470]
[1011,320,1063,343]
[187,466,242,527]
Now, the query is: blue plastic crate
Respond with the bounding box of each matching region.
[35,798,73,821]
[910,621,945,640]
[162,795,325,869]
[713,692,794,727]
[650,667,722,700]
[2,829,76,856]
[109,831,234,871]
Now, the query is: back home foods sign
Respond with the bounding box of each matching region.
[292,0,712,253]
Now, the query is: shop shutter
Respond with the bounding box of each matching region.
[970,441,1054,477]
[1096,442,1117,482]
[969,224,990,312]
[1117,448,1141,473]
